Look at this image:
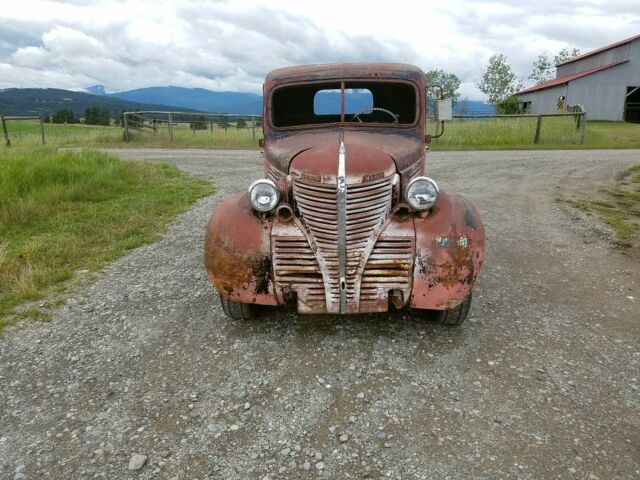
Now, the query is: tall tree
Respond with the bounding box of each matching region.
[52,108,77,124]
[528,54,554,85]
[477,54,522,105]
[528,48,581,86]
[554,47,581,66]
[425,69,461,109]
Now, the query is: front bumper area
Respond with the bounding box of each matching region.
[204,191,484,314]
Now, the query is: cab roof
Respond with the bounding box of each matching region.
[265,63,425,85]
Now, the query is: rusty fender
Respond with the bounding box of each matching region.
[410,190,485,310]
[204,192,278,305]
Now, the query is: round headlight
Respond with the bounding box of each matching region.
[404,176,439,211]
[248,179,280,212]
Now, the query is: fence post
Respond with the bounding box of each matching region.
[251,116,256,142]
[210,121,213,133]
[168,112,173,143]
[533,115,543,144]
[1,115,10,146]
[39,114,45,145]
[123,113,130,142]
[579,113,586,144]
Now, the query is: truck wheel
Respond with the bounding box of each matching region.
[219,292,255,320]
[438,294,472,326]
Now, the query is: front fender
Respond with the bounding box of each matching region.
[204,192,278,305]
[410,190,485,310]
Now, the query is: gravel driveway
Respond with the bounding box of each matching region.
[1,148,638,480]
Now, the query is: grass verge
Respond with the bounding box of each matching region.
[558,165,640,248]
[0,147,213,331]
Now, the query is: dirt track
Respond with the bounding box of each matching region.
[1,148,639,480]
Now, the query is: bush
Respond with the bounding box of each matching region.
[495,96,521,115]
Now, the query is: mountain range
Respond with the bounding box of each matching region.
[0,84,493,118]
[0,88,200,117]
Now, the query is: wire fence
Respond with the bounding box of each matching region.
[0,107,587,148]
[123,111,263,143]
[1,115,46,146]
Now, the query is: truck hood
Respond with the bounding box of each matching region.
[289,142,396,185]
[265,129,423,173]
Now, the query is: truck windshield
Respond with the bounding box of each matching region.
[271,81,417,128]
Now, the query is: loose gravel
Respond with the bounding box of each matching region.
[1,148,639,479]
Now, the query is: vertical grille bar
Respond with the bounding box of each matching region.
[337,139,347,313]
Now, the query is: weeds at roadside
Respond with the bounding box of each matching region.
[558,165,640,248]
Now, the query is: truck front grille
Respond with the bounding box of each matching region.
[292,175,394,313]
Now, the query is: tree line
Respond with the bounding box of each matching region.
[423,45,579,116]
[476,47,580,113]
[47,107,115,125]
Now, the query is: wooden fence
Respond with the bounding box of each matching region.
[1,115,46,146]
[123,111,263,143]
[450,108,587,144]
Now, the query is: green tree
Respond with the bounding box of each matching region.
[52,108,77,124]
[425,69,461,110]
[554,47,581,66]
[236,119,247,128]
[190,115,207,130]
[528,54,553,85]
[477,54,522,106]
[528,48,581,86]
[85,107,110,126]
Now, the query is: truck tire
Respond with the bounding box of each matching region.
[219,292,255,320]
[438,294,472,326]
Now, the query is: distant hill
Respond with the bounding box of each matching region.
[0,85,493,119]
[109,86,263,115]
[453,100,494,116]
[0,88,200,117]
[106,86,494,117]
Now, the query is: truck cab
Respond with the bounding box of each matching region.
[205,63,484,324]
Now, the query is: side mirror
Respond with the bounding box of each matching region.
[435,99,452,122]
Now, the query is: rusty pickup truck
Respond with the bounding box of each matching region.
[205,63,484,325]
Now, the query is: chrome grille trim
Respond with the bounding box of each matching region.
[292,170,394,313]
[337,140,347,313]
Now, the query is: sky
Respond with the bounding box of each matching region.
[0,0,639,100]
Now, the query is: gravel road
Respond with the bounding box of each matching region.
[1,148,639,480]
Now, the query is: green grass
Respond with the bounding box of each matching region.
[4,118,640,150]
[429,119,640,150]
[3,120,262,149]
[0,147,213,330]
[558,165,640,247]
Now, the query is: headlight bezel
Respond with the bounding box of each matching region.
[404,176,439,211]
[248,179,280,212]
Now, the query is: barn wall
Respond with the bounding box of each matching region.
[517,85,568,115]
[557,42,632,76]
[567,62,634,120]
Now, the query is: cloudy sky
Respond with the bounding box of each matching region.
[0,0,638,100]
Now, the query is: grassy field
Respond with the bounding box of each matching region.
[3,120,261,149]
[3,118,640,150]
[0,147,213,330]
[558,164,640,248]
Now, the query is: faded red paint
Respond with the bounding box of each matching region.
[410,191,485,310]
[204,62,485,315]
[204,193,278,305]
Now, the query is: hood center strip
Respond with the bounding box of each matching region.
[337,139,347,313]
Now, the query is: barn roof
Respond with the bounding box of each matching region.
[556,33,640,66]
[517,61,627,94]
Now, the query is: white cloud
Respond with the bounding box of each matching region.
[0,0,638,99]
